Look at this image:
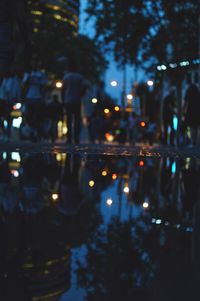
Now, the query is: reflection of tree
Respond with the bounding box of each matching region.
[77,217,158,301]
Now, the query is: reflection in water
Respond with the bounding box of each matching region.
[0,153,199,300]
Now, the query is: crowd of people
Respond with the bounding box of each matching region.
[0,61,200,146]
[162,83,200,146]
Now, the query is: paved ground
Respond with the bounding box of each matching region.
[0,140,200,158]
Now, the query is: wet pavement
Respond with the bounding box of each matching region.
[1,141,200,158]
[0,148,200,300]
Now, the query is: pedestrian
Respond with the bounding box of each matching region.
[3,71,21,139]
[162,88,176,145]
[128,112,138,144]
[47,94,64,143]
[22,59,47,141]
[184,83,200,146]
[0,0,31,81]
[62,64,89,144]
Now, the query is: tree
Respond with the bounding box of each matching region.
[87,0,152,67]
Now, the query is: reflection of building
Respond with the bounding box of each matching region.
[28,0,79,35]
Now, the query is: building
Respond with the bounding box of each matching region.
[28,0,79,36]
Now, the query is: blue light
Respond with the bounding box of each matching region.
[171,162,177,174]
[173,116,178,131]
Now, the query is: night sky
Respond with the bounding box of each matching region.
[79,0,145,102]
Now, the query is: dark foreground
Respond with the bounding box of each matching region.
[0,148,200,301]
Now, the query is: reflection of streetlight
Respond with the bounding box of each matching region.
[92,98,98,104]
[110,80,118,87]
[147,80,154,87]
[56,81,63,88]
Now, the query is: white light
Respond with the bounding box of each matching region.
[4,120,8,128]
[110,80,118,87]
[91,98,98,104]
[156,219,162,225]
[186,227,193,233]
[52,193,59,201]
[56,81,63,88]
[106,198,113,206]
[147,80,154,87]
[152,218,156,224]
[169,63,177,68]
[12,117,22,128]
[124,187,130,194]
[16,103,22,110]
[161,65,167,70]
[165,221,170,226]
[11,152,21,162]
[89,180,95,187]
[157,66,162,71]
[11,170,19,178]
[143,202,149,209]
[3,152,7,160]
[180,61,190,67]
[127,94,133,100]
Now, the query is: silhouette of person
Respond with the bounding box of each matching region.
[62,64,89,144]
[184,83,200,146]
[162,88,176,145]
[0,0,31,81]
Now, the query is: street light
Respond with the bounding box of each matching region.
[104,108,110,114]
[56,81,63,88]
[106,198,113,206]
[91,98,98,104]
[147,80,154,87]
[127,94,133,100]
[110,80,118,87]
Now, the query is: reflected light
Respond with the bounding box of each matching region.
[106,198,113,206]
[89,180,95,187]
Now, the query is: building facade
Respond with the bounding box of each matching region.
[28,0,79,35]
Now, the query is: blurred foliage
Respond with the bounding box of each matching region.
[86,0,199,68]
[14,0,107,82]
